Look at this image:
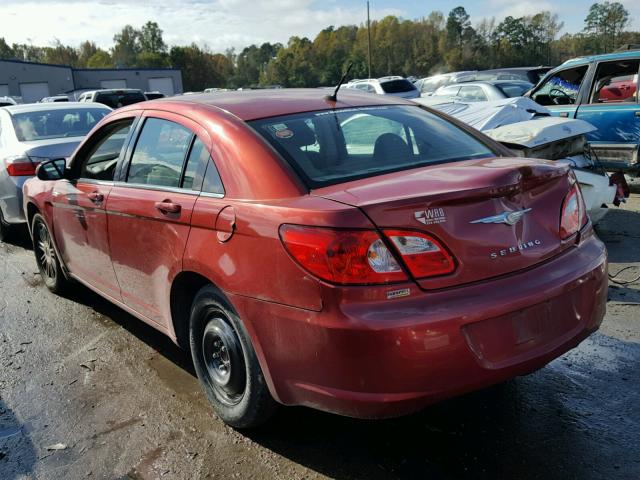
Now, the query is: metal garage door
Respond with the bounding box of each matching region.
[148,77,175,96]
[0,85,9,97]
[19,83,50,103]
[100,79,127,89]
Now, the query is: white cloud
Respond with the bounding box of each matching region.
[1,0,405,52]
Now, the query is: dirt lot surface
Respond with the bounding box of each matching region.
[1,196,639,480]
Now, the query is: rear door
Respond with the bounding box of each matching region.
[574,58,640,153]
[106,112,209,327]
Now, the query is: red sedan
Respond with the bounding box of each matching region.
[23,90,607,428]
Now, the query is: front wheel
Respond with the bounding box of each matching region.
[189,285,276,428]
[31,213,69,294]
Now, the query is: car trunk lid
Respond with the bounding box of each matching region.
[312,157,574,290]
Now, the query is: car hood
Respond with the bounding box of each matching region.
[484,117,597,148]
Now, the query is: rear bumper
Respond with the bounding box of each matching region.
[232,233,608,418]
[0,174,29,224]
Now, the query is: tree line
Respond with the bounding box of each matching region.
[0,2,638,91]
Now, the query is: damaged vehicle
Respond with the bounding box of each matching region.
[527,50,640,173]
[415,96,628,221]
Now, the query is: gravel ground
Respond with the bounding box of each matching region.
[0,196,638,480]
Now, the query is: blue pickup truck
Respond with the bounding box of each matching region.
[528,50,640,173]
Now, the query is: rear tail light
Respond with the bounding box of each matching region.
[280,225,457,285]
[4,155,38,176]
[560,183,587,239]
[279,225,408,285]
[385,230,456,278]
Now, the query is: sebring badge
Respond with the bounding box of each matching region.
[470,208,532,226]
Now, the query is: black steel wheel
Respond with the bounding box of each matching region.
[189,285,276,428]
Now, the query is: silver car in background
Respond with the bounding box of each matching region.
[432,80,533,102]
[0,102,111,239]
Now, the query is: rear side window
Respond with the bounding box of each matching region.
[182,137,209,191]
[95,91,146,108]
[495,83,533,98]
[127,118,192,188]
[590,60,639,103]
[380,80,417,94]
[250,105,495,188]
[458,86,487,101]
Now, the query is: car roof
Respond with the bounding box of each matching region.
[560,50,640,68]
[126,88,413,121]
[3,102,112,114]
[482,66,552,72]
[94,89,144,94]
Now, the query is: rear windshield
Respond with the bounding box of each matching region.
[380,80,417,94]
[250,105,495,188]
[495,82,533,97]
[95,91,146,108]
[10,108,109,141]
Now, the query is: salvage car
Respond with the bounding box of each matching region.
[23,89,607,428]
[527,50,640,172]
[0,102,111,239]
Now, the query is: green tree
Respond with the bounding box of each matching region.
[583,2,630,52]
[139,21,167,55]
[86,50,113,68]
[112,25,140,67]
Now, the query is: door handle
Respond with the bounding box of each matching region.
[559,112,569,118]
[635,111,640,117]
[88,192,104,204]
[154,200,181,214]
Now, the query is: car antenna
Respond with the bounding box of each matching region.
[325,63,353,103]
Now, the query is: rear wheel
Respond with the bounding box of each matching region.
[189,285,276,428]
[32,213,69,294]
[0,209,12,242]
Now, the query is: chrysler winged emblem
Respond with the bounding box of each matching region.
[470,208,532,226]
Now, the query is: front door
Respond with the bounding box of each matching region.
[52,119,135,300]
[106,114,210,328]
[529,64,590,119]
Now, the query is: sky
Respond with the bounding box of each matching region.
[2,0,640,53]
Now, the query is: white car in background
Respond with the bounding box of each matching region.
[413,71,477,96]
[345,76,420,99]
[433,80,533,102]
[0,96,17,107]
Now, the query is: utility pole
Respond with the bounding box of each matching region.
[367,1,372,79]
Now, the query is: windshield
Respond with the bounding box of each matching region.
[95,91,146,108]
[250,105,496,188]
[11,108,109,141]
[496,82,533,97]
[380,80,417,94]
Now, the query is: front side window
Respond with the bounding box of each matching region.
[250,105,495,188]
[531,66,588,106]
[10,107,109,141]
[127,118,193,188]
[590,60,639,103]
[79,121,132,181]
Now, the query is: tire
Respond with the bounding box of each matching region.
[31,213,69,294]
[0,209,12,242]
[189,285,276,428]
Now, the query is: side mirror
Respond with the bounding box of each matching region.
[36,158,67,181]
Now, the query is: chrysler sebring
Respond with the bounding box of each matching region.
[23,89,607,428]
